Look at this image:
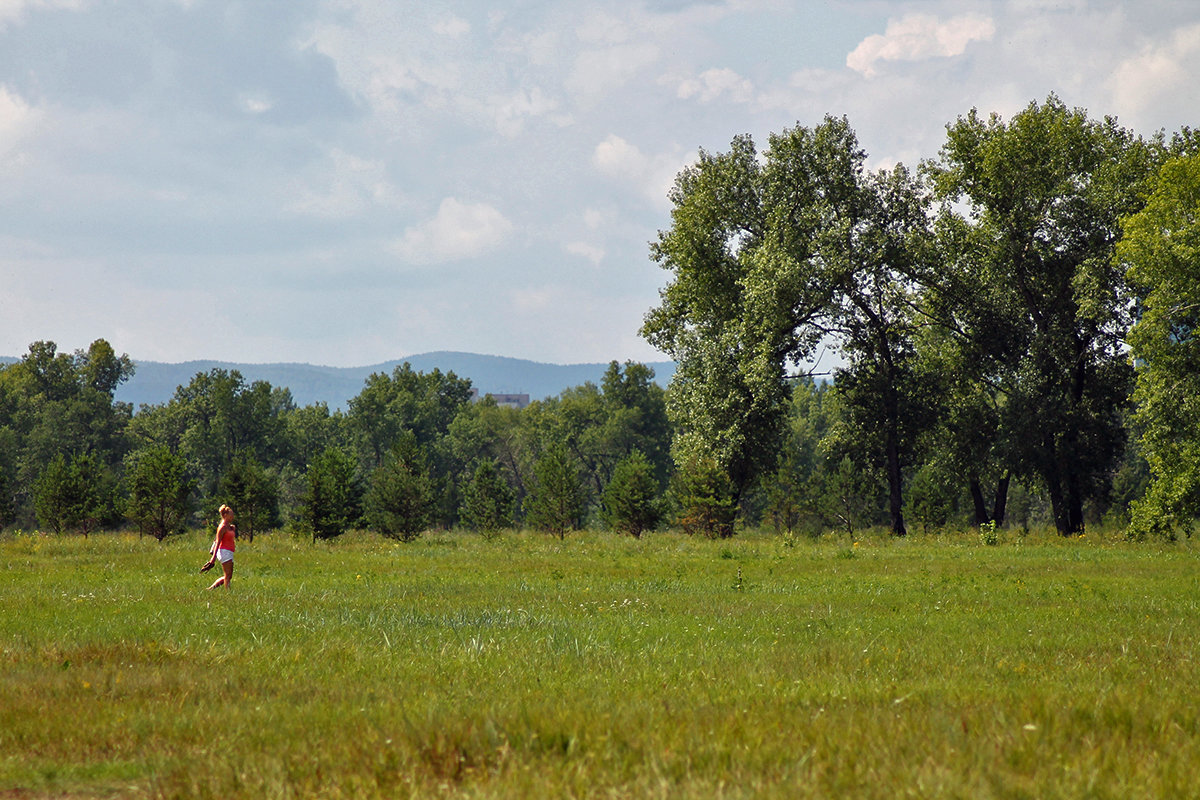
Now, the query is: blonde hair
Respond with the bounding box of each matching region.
[219,504,234,517]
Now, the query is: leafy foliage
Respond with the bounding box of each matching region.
[923,96,1156,534]
[1122,154,1200,539]
[219,452,280,541]
[126,446,195,540]
[459,460,515,536]
[6,99,1200,540]
[33,451,118,536]
[601,450,663,538]
[672,456,736,538]
[301,447,363,540]
[364,435,433,542]
[524,444,586,539]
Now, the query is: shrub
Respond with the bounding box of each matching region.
[672,457,736,538]
[817,455,877,537]
[300,447,363,541]
[601,450,663,538]
[365,440,432,542]
[905,463,959,533]
[525,444,586,539]
[126,446,195,540]
[33,451,118,536]
[460,460,515,537]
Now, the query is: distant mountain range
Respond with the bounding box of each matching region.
[87,351,676,410]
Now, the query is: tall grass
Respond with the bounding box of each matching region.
[2,527,1198,798]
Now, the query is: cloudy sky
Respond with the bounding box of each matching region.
[1,0,1197,367]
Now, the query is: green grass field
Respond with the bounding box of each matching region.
[2,527,1199,798]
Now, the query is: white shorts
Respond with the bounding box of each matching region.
[216,549,235,564]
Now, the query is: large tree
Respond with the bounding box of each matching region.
[136,369,294,502]
[0,339,134,522]
[348,363,472,467]
[819,164,936,536]
[348,363,472,527]
[642,118,875,508]
[1121,154,1200,538]
[644,118,932,534]
[923,96,1157,535]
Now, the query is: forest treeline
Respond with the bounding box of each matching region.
[0,343,677,541]
[3,96,1199,541]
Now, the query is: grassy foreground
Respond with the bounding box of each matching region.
[2,527,1199,799]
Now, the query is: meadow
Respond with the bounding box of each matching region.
[2,527,1199,799]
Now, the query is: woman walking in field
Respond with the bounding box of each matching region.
[200,504,236,589]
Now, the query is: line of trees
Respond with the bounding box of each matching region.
[645,95,1200,539]
[2,96,1197,541]
[0,348,677,540]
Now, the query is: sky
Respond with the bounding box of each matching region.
[1,0,1198,368]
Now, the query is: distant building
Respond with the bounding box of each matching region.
[469,388,530,409]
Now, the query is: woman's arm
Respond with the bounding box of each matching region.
[206,523,225,562]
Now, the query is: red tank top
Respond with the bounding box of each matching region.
[218,523,236,552]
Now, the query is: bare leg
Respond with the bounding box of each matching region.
[207,560,233,590]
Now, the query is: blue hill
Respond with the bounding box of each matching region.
[106,351,676,410]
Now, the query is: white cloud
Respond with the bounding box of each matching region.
[592,134,644,176]
[676,67,755,104]
[238,92,274,115]
[566,41,661,101]
[287,149,399,219]
[847,14,996,78]
[565,240,604,266]
[488,86,560,137]
[6,0,1200,370]
[392,197,514,264]
[0,85,37,156]
[495,28,561,67]
[433,15,469,39]
[510,286,554,313]
[583,207,613,230]
[0,0,87,27]
[574,8,637,47]
[1109,23,1200,121]
[593,134,694,210]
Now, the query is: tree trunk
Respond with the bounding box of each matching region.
[885,436,907,536]
[1048,482,1069,536]
[1065,471,1085,535]
[992,474,1010,528]
[1049,424,1085,535]
[969,477,989,526]
[1046,467,1079,536]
